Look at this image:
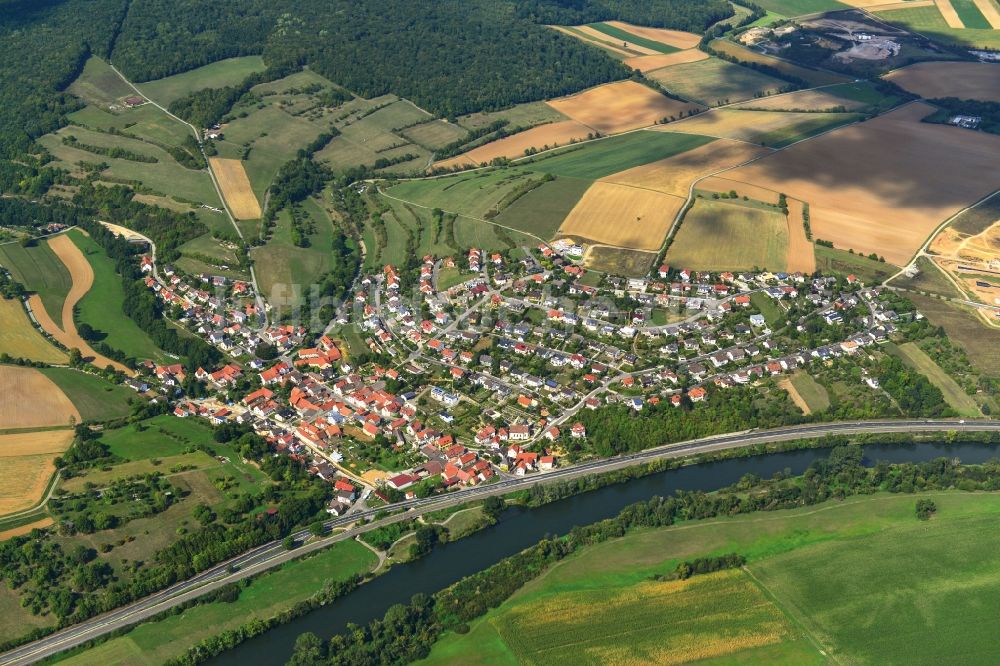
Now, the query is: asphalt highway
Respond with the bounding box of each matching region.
[3,418,999,665]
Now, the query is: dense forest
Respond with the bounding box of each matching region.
[0,0,731,183]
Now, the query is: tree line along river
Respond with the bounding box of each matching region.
[208,440,997,665]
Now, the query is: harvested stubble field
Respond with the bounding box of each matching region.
[663,108,861,147]
[605,21,702,49]
[934,0,966,27]
[210,158,262,219]
[736,87,869,111]
[546,80,702,134]
[0,366,79,429]
[885,61,1000,103]
[41,234,133,374]
[574,25,664,55]
[786,199,817,273]
[712,102,1000,265]
[600,138,771,197]
[558,182,685,251]
[435,120,593,169]
[646,57,788,106]
[0,298,66,364]
[668,199,789,271]
[624,49,709,71]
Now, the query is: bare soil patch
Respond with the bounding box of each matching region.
[0,366,80,429]
[558,182,684,251]
[713,103,1000,265]
[210,158,262,219]
[546,81,701,135]
[886,62,1000,103]
[435,120,593,169]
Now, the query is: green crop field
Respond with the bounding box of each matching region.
[37,368,132,422]
[424,492,1000,665]
[709,39,848,86]
[750,0,848,15]
[66,57,136,108]
[878,6,1000,48]
[586,22,680,53]
[668,199,788,271]
[788,369,831,413]
[889,342,981,417]
[59,539,377,666]
[137,56,266,106]
[68,231,166,361]
[494,176,592,239]
[823,81,907,114]
[0,239,72,322]
[524,131,715,179]
[647,57,789,106]
[813,245,896,283]
[0,298,66,364]
[950,0,992,28]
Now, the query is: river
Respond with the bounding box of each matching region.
[209,440,998,665]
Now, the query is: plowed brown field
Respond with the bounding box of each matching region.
[435,120,593,168]
[886,62,1000,103]
[624,50,709,71]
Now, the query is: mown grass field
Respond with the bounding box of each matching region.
[877,6,1000,48]
[0,298,66,363]
[750,290,786,327]
[251,197,344,316]
[0,240,72,322]
[494,176,592,240]
[889,341,981,417]
[386,169,546,220]
[138,56,266,106]
[66,56,135,108]
[68,231,166,361]
[822,80,908,114]
[906,293,1000,376]
[668,199,788,271]
[786,369,831,413]
[424,492,1000,665]
[647,57,789,106]
[37,368,132,422]
[813,245,896,283]
[58,539,377,666]
[99,413,217,460]
[525,131,715,179]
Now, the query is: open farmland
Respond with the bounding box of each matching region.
[0,366,79,429]
[584,246,657,276]
[667,198,789,271]
[885,61,1000,103]
[66,231,165,363]
[752,0,850,13]
[456,102,567,133]
[546,80,703,134]
[737,87,871,111]
[0,239,72,322]
[877,4,1000,48]
[604,21,702,49]
[526,130,715,179]
[435,120,594,169]
[709,38,850,86]
[401,120,469,150]
[66,56,135,109]
[786,198,817,273]
[137,56,266,106]
[646,57,790,106]
[0,298,66,364]
[210,158,262,219]
[624,49,709,71]
[711,102,1000,265]
[600,138,772,196]
[0,430,74,516]
[494,176,593,239]
[557,182,684,251]
[663,108,861,147]
[386,169,552,220]
[427,492,1000,665]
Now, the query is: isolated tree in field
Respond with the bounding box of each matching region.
[916,498,937,520]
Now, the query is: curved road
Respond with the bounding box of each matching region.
[3,418,1000,665]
